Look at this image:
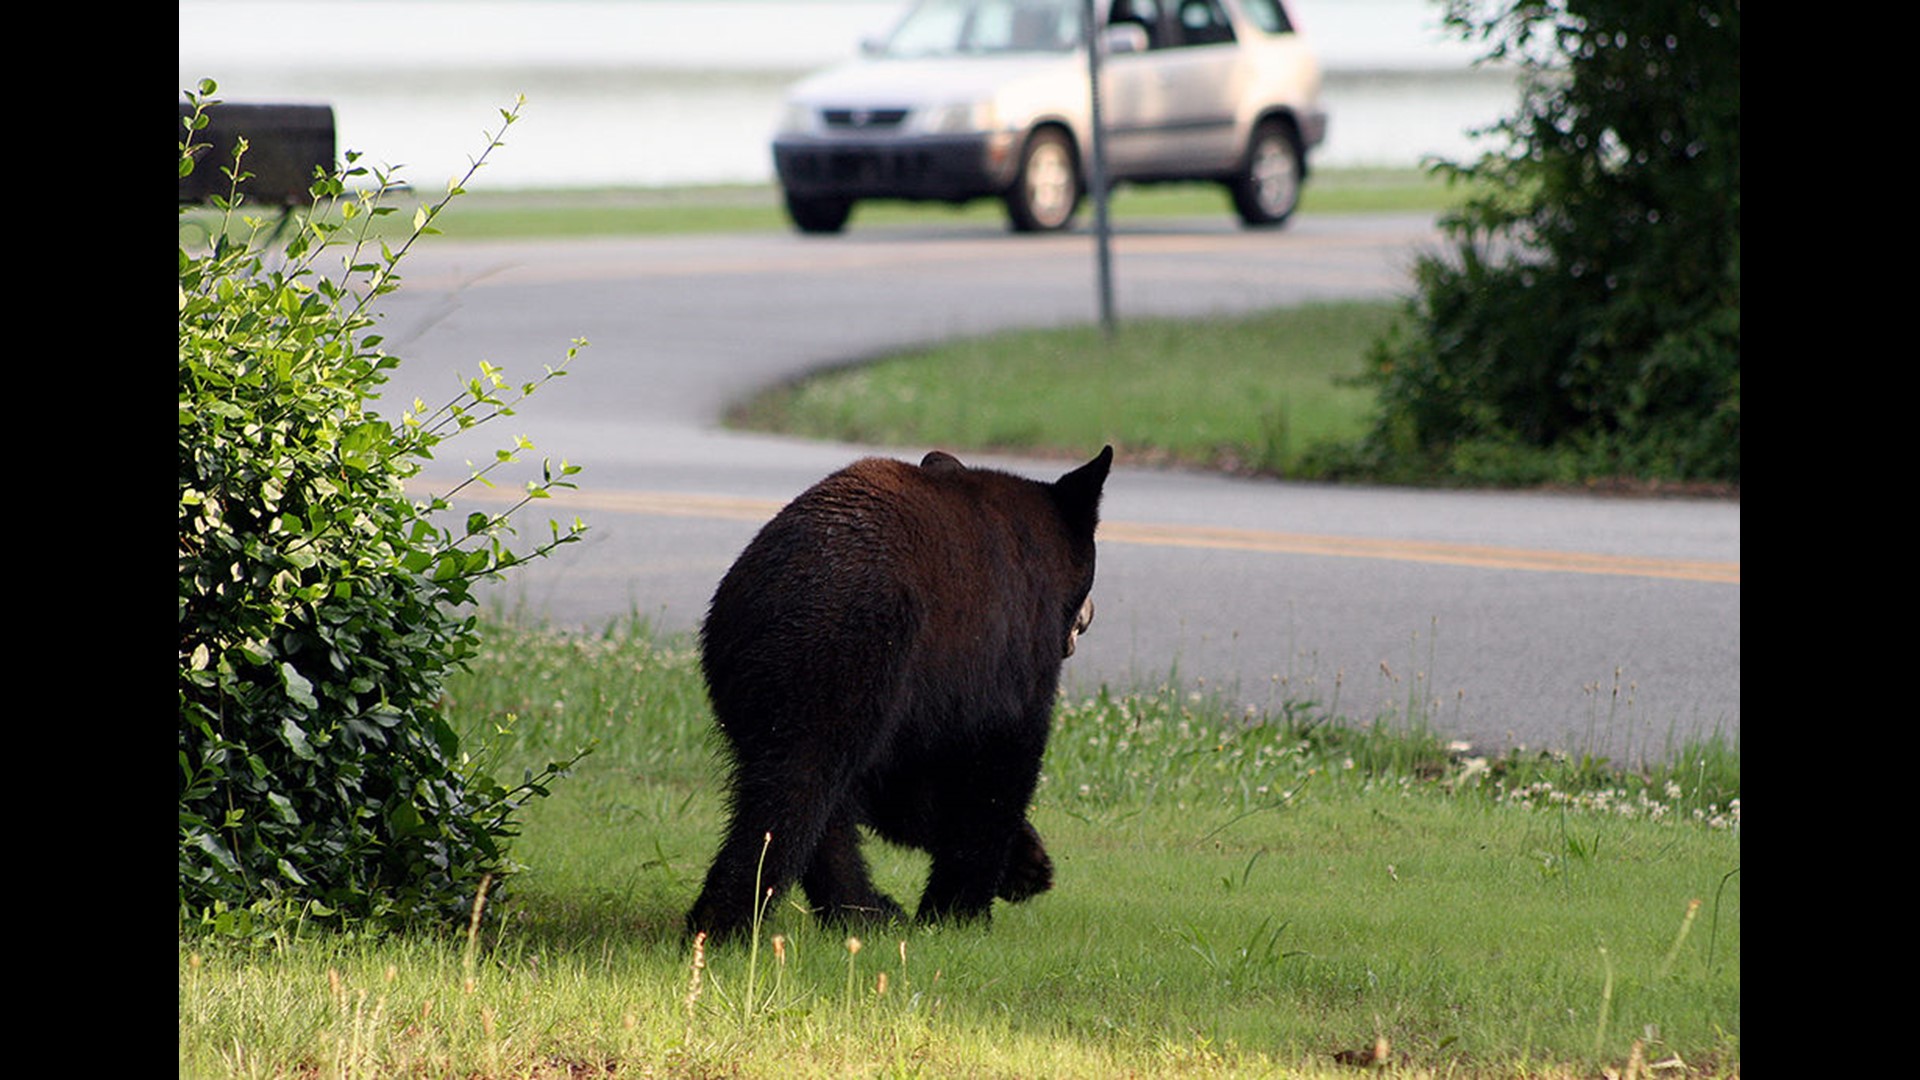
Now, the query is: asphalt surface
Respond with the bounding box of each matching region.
[370,211,1740,759]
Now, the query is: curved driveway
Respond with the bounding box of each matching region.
[374,212,1739,758]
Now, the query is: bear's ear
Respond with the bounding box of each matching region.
[1051,445,1112,536]
[920,450,967,474]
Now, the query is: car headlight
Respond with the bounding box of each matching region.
[921,100,998,135]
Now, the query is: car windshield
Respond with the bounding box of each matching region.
[881,0,1087,56]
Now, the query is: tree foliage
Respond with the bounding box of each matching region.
[1349,0,1739,486]
[178,81,590,931]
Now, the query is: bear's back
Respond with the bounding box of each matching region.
[700,454,1096,737]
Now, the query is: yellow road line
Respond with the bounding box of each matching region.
[1098,521,1738,584]
[442,484,1738,585]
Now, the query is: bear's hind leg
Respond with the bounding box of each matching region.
[687,825,793,943]
[801,811,906,926]
[687,773,848,942]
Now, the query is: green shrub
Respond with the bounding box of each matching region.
[177,81,589,931]
[1353,0,1740,487]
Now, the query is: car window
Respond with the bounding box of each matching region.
[1109,0,1236,50]
[1171,0,1235,47]
[1236,0,1295,34]
[885,0,1085,56]
[1107,0,1163,49]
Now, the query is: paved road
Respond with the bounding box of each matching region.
[372,212,1739,759]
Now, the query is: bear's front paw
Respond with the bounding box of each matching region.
[997,822,1055,903]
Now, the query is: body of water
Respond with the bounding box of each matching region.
[178,0,1521,190]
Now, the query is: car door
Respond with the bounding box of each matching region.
[1098,0,1248,179]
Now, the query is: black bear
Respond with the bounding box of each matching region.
[687,446,1114,942]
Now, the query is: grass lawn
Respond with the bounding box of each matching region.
[726,301,1400,478]
[178,167,1459,243]
[414,168,1453,239]
[179,621,1740,1079]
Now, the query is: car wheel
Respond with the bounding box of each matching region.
[784,192,853,234]
[1228,119,1303,228]
[1005,128,1080,233]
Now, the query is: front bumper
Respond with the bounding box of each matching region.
[773,132,1021,203]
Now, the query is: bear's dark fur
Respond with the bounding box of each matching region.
[686,446,1113,942]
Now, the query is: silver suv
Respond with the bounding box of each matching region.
[771,0,1327,234]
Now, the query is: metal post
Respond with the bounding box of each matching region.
[1084,0,1116,338]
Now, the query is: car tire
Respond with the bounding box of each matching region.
[785,192,854,234]
[1005,128,1080,233]
[1228,119,1303,228]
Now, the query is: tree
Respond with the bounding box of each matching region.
[178,82,589,931]
[1351,0,1739,487]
